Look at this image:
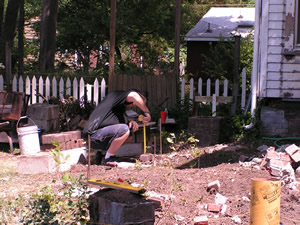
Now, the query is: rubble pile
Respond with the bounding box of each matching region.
[239,144,300,188]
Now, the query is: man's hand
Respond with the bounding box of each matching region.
[129,120,139,132]
[142,112,151,124]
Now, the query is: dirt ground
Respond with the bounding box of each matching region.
[0,141,300,225]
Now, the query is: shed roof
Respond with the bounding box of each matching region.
[184,7,255,42]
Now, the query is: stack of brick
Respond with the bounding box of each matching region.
[27,103,60,132]
[264,144,300,178]
[41,130,85,151]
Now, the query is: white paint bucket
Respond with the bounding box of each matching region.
[17,117,41,155]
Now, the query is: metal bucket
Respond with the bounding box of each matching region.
[17,116,41,155]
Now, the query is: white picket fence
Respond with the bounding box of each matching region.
[180,67,247,113]
[0,75,107,106]
[0,67,247,111]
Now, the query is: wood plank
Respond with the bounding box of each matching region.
[122,74,128,91]
[195,96,233,103]
[146,75,152,107]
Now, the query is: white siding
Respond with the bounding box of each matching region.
[259,0,300,98]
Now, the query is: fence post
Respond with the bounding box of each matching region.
[212,94,216,117]
[45,77,50,100]
[66,77,71,96]
[73,77,78,100]
[181,78,185,104]
[198,78,202,96]
[38,76,44,103]
[101,78,106,102]
[32,76,37,104]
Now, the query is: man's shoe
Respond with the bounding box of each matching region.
[103,156,118,166]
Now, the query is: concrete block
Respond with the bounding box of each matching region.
[17,152,57,174]
[27,103,59,120]
[58,147,87,172]
[117,143,143,157]
[17,147,87,174]
[34,119,60,132]
[89,189,155,225]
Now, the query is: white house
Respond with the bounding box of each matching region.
[248,0,300,137]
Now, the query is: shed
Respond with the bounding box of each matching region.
[184,7,255,80]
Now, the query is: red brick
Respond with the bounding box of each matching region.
[41,134,53,144]
[207,203,221,213]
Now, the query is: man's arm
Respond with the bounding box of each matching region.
[126,92,151,123]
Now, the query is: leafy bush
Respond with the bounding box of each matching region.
[21,174,90,225]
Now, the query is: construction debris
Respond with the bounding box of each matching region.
[239,144,300,188]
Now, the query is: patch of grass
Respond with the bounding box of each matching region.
[0,195,27,224]
[0,158,17,177]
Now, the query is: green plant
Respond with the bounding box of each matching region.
[20,144,90,224]
[21,174,90,224]
[165,130,199,152]
[135,160,143,170]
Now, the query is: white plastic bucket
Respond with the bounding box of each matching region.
[17,117,41,155]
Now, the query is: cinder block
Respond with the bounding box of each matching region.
[27,103,59,120]
[17,148,87,174]
[89,189,155,225]
[17,152,57,174]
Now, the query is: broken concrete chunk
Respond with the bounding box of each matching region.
[290,150,300,163]
[285,144,300,156]
[215,193,228,205]
[207,180,220,193]
[267,150,280,160]
[193,215,208,225]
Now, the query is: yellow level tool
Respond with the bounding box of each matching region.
[88,178,146,194]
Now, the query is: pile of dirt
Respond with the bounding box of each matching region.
[0,142,300,224]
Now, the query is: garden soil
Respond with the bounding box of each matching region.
[0,141,300,225]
